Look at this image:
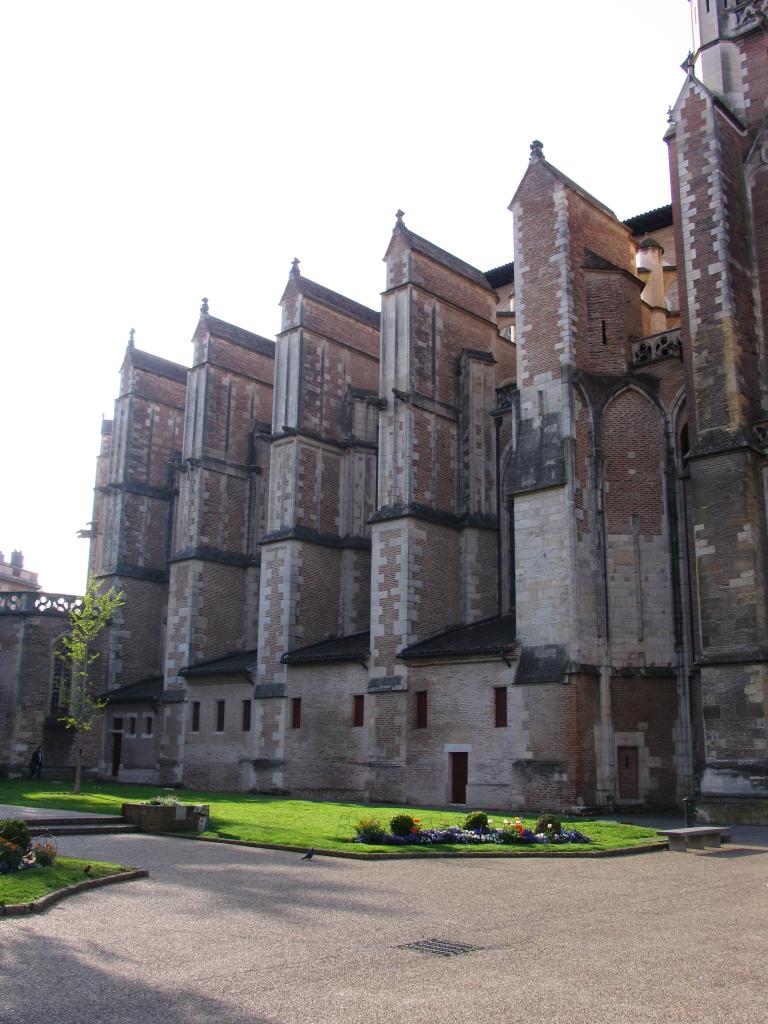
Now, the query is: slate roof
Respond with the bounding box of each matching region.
[582,249,644,288]
[396,223,496,292]
[292,276,381,329]
[281,631,370,665]
[99,677,184,704]
[128,348,188,384]
[485,262,515,289]
[399,616,518,660]
[205,316,276,358]
[180,649,259,678]
[623,204,673,235]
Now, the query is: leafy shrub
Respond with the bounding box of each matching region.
[0,819,31,852]
[147,794,182,806]
[32,839,57,866]
[0,836,24,873]
[533,813,562,836]
[390,813,421,837]
[354,817,386,843]
[463,810,489,831]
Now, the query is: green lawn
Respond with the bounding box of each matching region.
[0,856,131,906]
[0,779,663,855]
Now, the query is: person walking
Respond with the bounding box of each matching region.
[28,746,43,780]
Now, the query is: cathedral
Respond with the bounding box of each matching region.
[2,0,767,823]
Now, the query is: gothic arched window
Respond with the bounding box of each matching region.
[50,638,72,716]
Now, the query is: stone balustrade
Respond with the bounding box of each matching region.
[631,329,682,368]
[0,591,82,616]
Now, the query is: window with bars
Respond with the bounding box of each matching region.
[215,700,225,733]
[494,687,508,728]
[291,697,302,729]
[353,694,364,727]
[415,691,428,729]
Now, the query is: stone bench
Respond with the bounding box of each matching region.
[657,827,730,852]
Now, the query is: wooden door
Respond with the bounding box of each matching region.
[450,752,468,804]
[617,746,639,799]
[111,733,122,777]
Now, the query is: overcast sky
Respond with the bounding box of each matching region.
[1,0,694,594]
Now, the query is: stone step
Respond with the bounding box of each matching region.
[28,822,138,836]
[20,815,128,826]
[18,814,139,837]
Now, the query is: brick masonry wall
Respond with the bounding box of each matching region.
[0,614,103,774]
[107,576,167,686]
[601,388,675,668]
[514,488,571,647]
[282,662,369,799]
[182,679,254,791]
[510,673,599,810]
[404,660,518,809]
[610,675,679,805]
[512,167,569,387]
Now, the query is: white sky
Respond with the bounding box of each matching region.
[1,0,694,595]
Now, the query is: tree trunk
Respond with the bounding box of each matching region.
[73,743,82,794]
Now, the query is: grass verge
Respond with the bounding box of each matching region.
[0,779,663,855]
[0,856,132,906]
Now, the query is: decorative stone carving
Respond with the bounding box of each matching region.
[631,329,682,367]
[752,421,768,449]
[0,592,83,615]
[495,384,516,410]
[729,1,768,32]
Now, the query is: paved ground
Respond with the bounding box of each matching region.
[1,809,766,1024]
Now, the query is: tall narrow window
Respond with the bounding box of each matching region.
[415,691,428,729]
[143,716,153,737]
[291,697,302,729]
[242,699,252,732]
[191,701,200,733]
[128,716,137,736]
[353,694,364,727]
[215,700,226,732]
[494,687,508,728]
[50,638,72,715]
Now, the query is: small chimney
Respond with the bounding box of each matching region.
[10,550,23,569]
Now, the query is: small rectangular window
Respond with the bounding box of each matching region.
[215,700,225,733]
[191,701,200,733]
[353,694,364,727]
[113,716,123,733]
[291,697,302,729]
[128,716,137,736]
[494,687,508,728]
[143,716,153,737]
[415,691,428,729]
[242,699,252,732]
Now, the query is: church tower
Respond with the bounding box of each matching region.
[668,0,768,820]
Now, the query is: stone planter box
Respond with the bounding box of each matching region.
[121,802,209,833]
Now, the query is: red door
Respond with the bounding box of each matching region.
[451,752,468,804]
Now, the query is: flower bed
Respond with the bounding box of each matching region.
[353,812,592,848]
[0,819,58,875]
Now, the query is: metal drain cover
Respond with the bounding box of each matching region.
[398,937,480,957]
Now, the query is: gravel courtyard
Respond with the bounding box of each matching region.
[1,822,766,1024]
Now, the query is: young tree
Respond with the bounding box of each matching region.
[60,576,125,793]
